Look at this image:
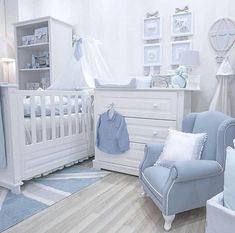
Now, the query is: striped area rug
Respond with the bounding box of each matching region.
[0,165,110,232]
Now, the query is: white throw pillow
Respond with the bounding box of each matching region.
[224,146,235,211]
[156,129,207,163]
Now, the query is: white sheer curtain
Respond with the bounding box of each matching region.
[81,37,115,87]
[48,36,115,90]
[209,57,234,115]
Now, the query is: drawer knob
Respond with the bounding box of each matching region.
[153,104,159,109]
[153,131,158,136]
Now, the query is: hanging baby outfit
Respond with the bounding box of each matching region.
[96,111,130,154]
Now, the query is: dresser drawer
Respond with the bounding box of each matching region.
[126,118,176,144]
[95,143,145,168]
[95,91,178,120]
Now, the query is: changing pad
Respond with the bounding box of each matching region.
[95,78,136,88]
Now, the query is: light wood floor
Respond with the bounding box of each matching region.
[4,161,206,233]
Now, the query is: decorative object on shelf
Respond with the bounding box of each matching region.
[151,74,172,88]
[21,35,35,45]
[172,11,193,37]
[41,77,50,89]
[171,66,188,88]
[26,63,32,69]
[26,82,40,90]
[171,40,192,65]
[146,11,159,18]
[143,16,161,40]
[209,18,235,63]
[34,27,48,43]
[209,57,234,115]
[144,43,161,67]
[175,6,189,14]
[32,51,49,69]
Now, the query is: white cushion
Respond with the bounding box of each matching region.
[224,146,235,211]
[156,129,207,163]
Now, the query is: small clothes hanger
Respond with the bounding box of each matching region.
[107,102,115,120]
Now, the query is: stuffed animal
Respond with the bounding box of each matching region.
[171,66,188,88]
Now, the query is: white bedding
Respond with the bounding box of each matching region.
[24,96,82,117]
[24,113,84,144]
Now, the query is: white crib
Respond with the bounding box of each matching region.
[0,85,94,193]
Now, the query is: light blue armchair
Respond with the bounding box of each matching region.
[139,111,235,231]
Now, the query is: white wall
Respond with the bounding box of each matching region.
[0,0,6,81]
[16,0,235,115]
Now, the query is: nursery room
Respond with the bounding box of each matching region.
[1,0,235,232]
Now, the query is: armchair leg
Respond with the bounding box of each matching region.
[141,191,147,197]
[140,187,148,197]
[163,214,175,231]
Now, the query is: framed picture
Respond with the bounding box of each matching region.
[171,12,193,37]
[143,17,161,40]
[144,43,161,67]
[171,40,192,65]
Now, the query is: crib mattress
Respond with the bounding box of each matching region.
[24,113,84,145]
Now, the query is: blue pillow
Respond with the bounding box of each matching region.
[224,146,235,210]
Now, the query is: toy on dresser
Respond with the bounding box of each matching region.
[171,66,188,88]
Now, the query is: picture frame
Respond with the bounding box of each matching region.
[171,12,193,37]
[144,43,161,67]
[171,40,192,65]
[143,17,161,40]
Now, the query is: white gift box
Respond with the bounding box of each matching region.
[22,35,35,45]
[34,27,48,43]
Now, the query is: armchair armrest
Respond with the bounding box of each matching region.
[170,160,223,183]
[139,143,164,175]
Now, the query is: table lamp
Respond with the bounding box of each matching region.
[0,37,15,83]
[179,50,200,74]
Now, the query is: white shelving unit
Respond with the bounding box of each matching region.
[14,17,73,90]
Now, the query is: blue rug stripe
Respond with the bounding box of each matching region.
[0,165,109,232]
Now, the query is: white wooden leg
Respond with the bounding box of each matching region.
[140,187,148,197]
[11,185,21,195]
[140,191,147,197]
[163,214,175,231]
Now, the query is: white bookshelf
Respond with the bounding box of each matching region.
[14,17,73,90]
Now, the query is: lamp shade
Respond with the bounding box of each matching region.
[0,37,14,62]
[179,50,200,67]
[216,57,234,76]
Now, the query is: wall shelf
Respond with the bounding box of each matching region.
[17,42,49,51]
[19,68,50,72]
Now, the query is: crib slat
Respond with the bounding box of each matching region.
[87,96,92,147]
[74,95,79,135]
[41,95,47,142]
[50,95,56,140]
[30,95,37,144]
[19,94,26,145]
[59,95,65,138]
[81,96,86,134]
[67,96,72,136]
[83,97,87,133]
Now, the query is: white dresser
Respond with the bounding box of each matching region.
[93,88,197,175]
